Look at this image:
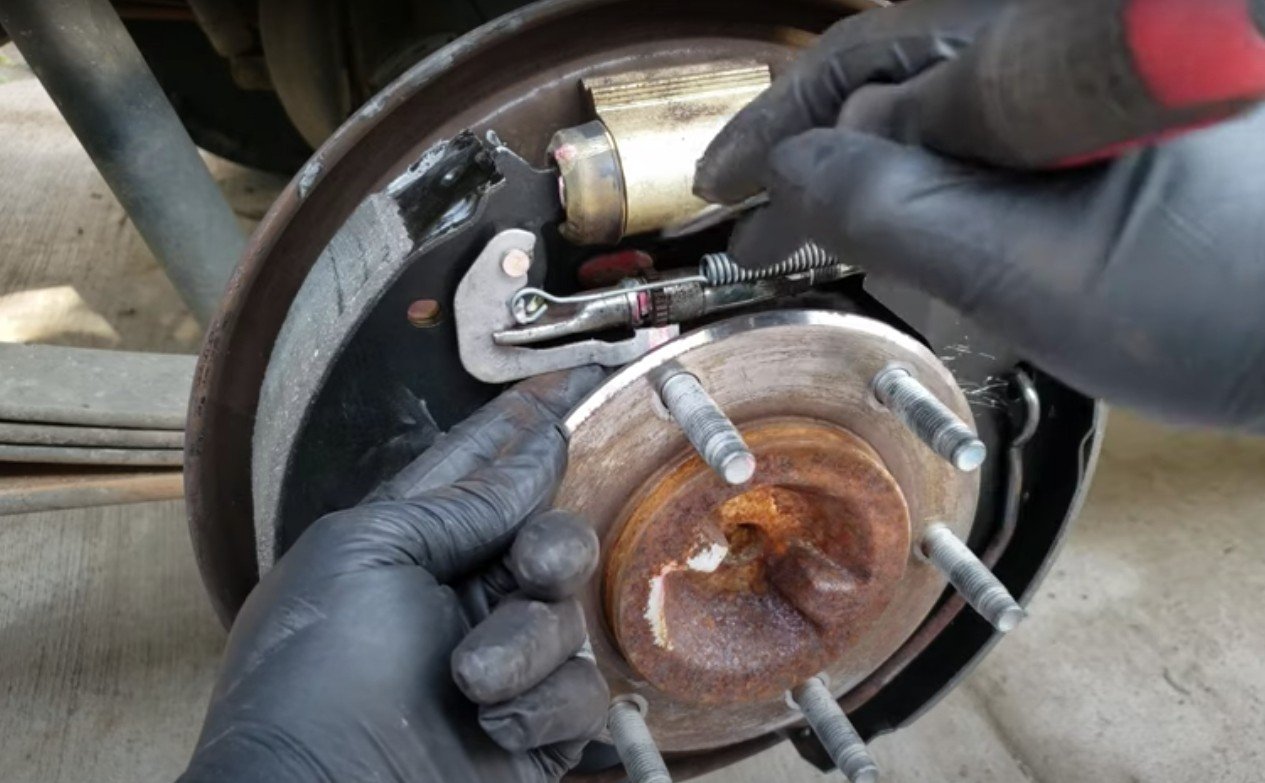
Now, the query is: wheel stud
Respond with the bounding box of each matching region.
[921,524,1025,632]
[873,366,986,472]
[658,372,755,485]
[791,676,879,783]
[608,696,672,783]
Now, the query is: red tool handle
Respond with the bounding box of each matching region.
[847,0,1265,169]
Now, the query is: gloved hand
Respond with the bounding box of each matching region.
[694,0,1002,204]
[180,367,610,783]
[696,0,1265,432]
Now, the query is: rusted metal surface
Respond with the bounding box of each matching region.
[0,465,183,515]
[405,299,443,328]
[585,375,1105,783]
[558,310,980,752]
[606,418,910,704]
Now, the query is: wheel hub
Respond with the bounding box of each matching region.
[606,417,912,704]
[556,310,978,751]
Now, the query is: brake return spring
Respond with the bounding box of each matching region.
[700,242,840,285]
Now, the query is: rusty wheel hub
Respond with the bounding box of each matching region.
[557,309,980,751]
[606,418,911,703]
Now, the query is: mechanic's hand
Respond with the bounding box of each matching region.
[697,1,1265,432]
[180,367,609,783]
[694,0,1002,204]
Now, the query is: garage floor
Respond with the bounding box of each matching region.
[2,46,1264,783]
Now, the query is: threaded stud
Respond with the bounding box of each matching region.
[608,698,672,783]
[658,372,755,485]
[921,524,1025,632]
[791,677,879,783]
[873,366,986,472]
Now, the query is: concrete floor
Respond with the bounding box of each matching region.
[3,44,1265,783]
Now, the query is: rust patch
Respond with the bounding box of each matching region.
[406,299,443,328]
[605,417,911,704]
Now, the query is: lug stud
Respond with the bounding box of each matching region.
[921,524,1025,632]
[658,372,755,485]
[873,366,985,472]
[608,697,672,783]
[791,676,879,783]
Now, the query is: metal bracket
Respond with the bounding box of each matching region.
[454,229,678,383]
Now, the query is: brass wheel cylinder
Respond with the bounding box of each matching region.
[548,60,771,244]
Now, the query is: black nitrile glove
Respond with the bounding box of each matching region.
[180,367,610,783]
[694,0,1003,205]
[696,1,1265,432]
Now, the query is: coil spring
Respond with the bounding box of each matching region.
[699,242,840,286]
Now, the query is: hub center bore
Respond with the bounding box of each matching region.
[605,418,911,703]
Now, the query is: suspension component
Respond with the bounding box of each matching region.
[605,416,912,705]
[573,310,980,748]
